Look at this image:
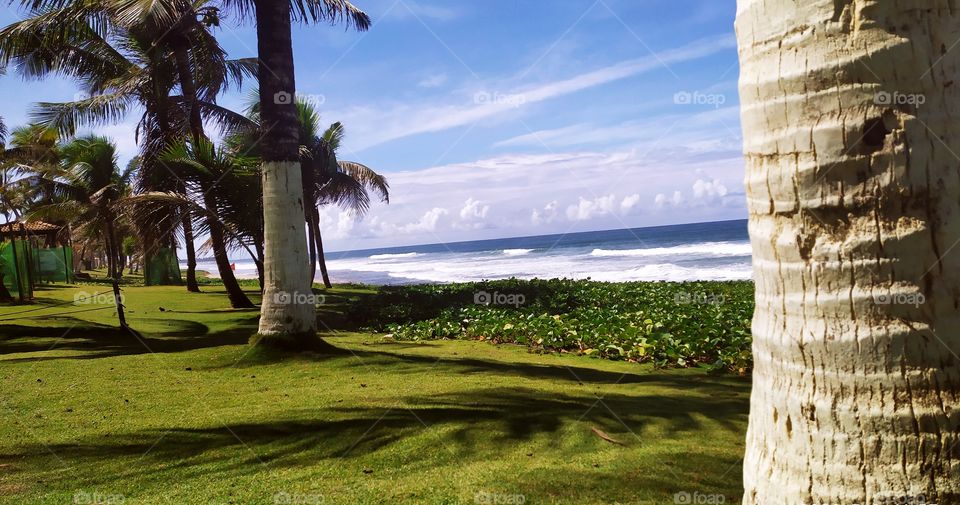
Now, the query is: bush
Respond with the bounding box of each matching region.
[348,279,754,372]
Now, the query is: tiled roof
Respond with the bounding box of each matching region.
[0,220,64,234]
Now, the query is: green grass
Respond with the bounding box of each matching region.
[0,282,749,504]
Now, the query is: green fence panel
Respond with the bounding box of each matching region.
[144,247,183,286]
[34,246,73,283]
[0,240,33,298]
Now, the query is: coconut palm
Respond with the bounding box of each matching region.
[27,135,134,328]
[307,120,387,287]
[157,138,256,307]
[0,0,256,293]
[232,98,387,288]
[736,1,960,503]
[236,0,370,346]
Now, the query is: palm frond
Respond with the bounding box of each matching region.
[32,93,135,138]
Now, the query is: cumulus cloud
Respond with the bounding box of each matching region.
[399,207,448,233]
[531,200,559,225]
[459,197,489,220]
[310,149,744,249]
[620,194,641,214]
[692,178,729,200]
[566,195,616,222]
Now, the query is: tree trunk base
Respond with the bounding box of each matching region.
[249,332,344,353]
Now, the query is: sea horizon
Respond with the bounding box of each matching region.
[189,218,752,285]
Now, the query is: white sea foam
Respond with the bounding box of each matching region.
[193,240,754,284]
[590,241,751,258]
[368,252,421,260]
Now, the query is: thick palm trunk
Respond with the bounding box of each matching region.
[253,0,317,344]
[736,2,960,503]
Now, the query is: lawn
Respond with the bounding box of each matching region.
[0,282,749,504]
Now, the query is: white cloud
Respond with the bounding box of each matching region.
[620,194,641,213]
[692,178,728,200]
[566,195,616,222]
[318,149,745,250]
[531,200,558,225]
[398,207,448,233]
[459,197,489,220]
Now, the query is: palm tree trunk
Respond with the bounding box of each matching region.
[173,46,205,144]
[311,209,332,289]
[736,2,960,503]
[182,213,200,292]
[307,208,317,283]
[252,0,318,345]
[201,191,254,309]
[104,222,127,328]
[254,242,265,292]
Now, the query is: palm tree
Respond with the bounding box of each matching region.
[306,120,387,288]
[157,139,256,308]
[233,99,388,288]
[243,0,370,346]
[736,2,959,503]
[28,135,134,328]
[0,0,256,293]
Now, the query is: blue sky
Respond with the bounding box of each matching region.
[0,0,745,251]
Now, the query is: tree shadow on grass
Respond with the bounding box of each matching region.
[0,386,747,492]
[0,315,261,361]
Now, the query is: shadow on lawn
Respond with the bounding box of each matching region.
[0,315,260,361]
[0,385,747,492]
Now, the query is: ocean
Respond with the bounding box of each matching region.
[189,219,753,285]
